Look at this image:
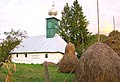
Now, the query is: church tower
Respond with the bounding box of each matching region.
[46,2,59,38]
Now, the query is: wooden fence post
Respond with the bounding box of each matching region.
[43,61,50,82]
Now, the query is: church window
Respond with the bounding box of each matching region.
[25,53,27,57]
[45,53,48,58]
[16,54,18,57]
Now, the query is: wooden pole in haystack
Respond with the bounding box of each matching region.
[97,0,100,42]
[43,61,50,82]
[113,16,116,31]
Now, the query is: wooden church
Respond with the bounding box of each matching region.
[10,4,67,64]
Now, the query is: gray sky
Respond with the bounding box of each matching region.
[0,0,120,38]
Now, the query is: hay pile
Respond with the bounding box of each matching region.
[105,30,120,56]
[74,42,120,82]
[58,42,78,73]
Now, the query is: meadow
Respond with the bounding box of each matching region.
[0,63,75,82]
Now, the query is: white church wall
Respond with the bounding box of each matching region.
[11,53,63,64]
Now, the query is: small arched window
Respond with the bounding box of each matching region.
[16,54,18,57]
[45,53,48,58]
[25,53,27,57]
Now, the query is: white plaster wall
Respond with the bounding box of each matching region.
[11,53,63,64]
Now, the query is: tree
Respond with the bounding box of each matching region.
[58,0,91,57]
[87,34,108,48]
[0,29,28,62]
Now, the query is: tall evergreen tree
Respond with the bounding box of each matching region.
[58,0,91,57]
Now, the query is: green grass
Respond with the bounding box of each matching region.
[0,63,75,82]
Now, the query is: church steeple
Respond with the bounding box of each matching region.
[46,1,59,38]
[48,0,58,16]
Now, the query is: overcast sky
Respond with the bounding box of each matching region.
[0,0,120,38]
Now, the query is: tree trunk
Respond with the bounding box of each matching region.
[0,62,3,67]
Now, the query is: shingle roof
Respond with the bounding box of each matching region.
[11,34,67,53]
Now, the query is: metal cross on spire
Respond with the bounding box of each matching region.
[52,0,55,7]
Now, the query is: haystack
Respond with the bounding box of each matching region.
[74,42,120,82]
[105,30,120,56]
[58,42,78,73]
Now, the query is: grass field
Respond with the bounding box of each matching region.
[0,63,75,82]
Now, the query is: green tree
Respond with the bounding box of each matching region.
[87,34,108,48]
[58,0,91,57]
[0,29,27,62]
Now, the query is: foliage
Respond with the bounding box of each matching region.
[89,34,107,45]
[85,34,107,48]
[75,34,107,56]
[0,63,74,82]
[0,29,27,62]
[58,0,91,57]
